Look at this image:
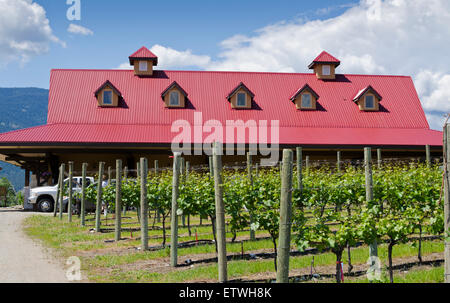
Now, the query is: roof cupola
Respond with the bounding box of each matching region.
[129,46,158,77]
[308,51,340,80]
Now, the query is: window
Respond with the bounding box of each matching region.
[103,91,113,105]
[237,92,247,107]
[170,91,180,106]
[322,65,331,76]
[365,95,375,109]
[139,61,148,71]
[301,93,312,108]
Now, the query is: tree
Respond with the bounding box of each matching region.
[0,177,17,206]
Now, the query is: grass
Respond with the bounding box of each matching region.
[23,211,445,283]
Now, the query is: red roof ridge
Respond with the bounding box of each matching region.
[49,68,412,78]
[129,46,158,65]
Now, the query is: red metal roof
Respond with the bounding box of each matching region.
[0,66,442,147]
[129,46,158,65]
[0,123,442,146]
[308,51,341,69]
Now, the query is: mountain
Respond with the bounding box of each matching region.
[0,88,49,191]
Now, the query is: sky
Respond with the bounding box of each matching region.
[0,0,448,130]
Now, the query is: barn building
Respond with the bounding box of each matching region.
[0,47,443,186]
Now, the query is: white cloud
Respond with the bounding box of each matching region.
[67,24,94,36]
[414,70,450,114]
[150,44,211,70]
[117,0,450,129]
[116,44,211,70]
[0,0,63,65]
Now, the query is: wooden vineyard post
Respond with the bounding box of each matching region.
[377,148,382,170]
[136,161,141,222]
[426,145,431,168]
[154,160,161,223]
[213,142,227,282]
[170,153,181,267]
[444,124,450,283]
[108,166,111,185]
[53,164,62,217]
[186,161,191,234]
[247,152,256,241]
[154,160,159,176]
[95,162,105,232]
[255,163,259,178]
[364,148,378,259]
[305,155,310,173]
[140,158,148,250]
[336,151,341,173]
[59,163,65,220]
[276,149,294,283]
[115,159,122,242]
[123,166,127,216]
[209,156,214,176]
[181,157,186,227]
[180,157,185,177]
[81,163,88,226]
[296,147,303,211]
[68,161,73,222]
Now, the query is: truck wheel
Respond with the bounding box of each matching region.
[38,198,54,213]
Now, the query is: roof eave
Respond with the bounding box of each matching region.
[308,61,341,70]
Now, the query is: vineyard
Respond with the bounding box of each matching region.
[24,144,448,284]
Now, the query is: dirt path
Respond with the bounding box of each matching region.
[0,208,70,283]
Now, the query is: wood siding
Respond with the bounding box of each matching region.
[133,60,154,76]
[230,88,252,109]
[294,92,317,110]
[97,87,119,107]
[314,64,336,80]
[358,92,380,111]
[163,87,186,108]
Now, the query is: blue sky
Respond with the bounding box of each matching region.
[0,0,357,89]
[0,0,448,129]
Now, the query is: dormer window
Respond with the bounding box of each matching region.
[365,95,375,109]
[139,61,148,72]
[162,81,187,108]
[94,80,122,107]
[290,84,319,110]
[103,91,113,105]
[308,51,340,80]
[129,46,158,77]
[352,85,382,111]
[237,92,247,107]
[301,93,312,108]
[226,82,254,109]
[170,91,180,106]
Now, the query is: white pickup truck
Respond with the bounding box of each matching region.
[28,177,95,212]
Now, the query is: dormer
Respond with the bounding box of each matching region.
[161,81,188,108]
[308,51,340,80]
[352,85,382,111]
[290,84,319,110]
[94,80,121,107]
[226,82,254,109]
[129,46,158,77]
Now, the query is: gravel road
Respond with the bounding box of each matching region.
[0,208,70,283]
